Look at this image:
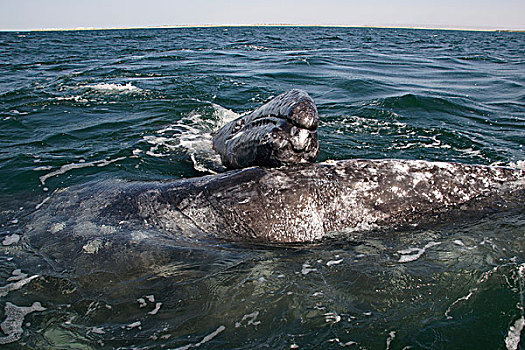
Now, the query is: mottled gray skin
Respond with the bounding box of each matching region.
[28,159,524,247]
[212,89,319,169]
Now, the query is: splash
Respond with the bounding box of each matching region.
[142,103,239,173]
[87,82,142,94]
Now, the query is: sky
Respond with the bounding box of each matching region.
[1,0,524,31]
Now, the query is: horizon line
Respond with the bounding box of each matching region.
[2,23,525,33]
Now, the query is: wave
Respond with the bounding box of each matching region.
[320,113,493,164]
[373,94,466,111]
[314,36,344,41]
[458,55,507,64]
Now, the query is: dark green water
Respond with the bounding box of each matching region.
[0,26,524,349]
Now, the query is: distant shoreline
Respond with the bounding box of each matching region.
[2,24,524,33]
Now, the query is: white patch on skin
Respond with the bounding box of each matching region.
[393,162,410,174]
[432,190,444,202]
[50,222,65,234]
[82,239,103,254]
[228,131,244,141]
[412,172,432,186]
[131,231,150,242]
[291,128,310,149]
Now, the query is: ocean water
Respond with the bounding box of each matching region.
[0,26,524,349]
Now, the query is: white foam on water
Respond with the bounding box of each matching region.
[7,269,27,282]
[505,317,524,350]
[148,303,162,315]
[39,156,125,185]
[33,166,53,172]
[328,338,358,347]
[324,312,341,324]
[54,95,90,103]
[174,325,226,350]
[398,241,441,263]
[87,82,142,94]
[246,44,269,51]
[125,321,142,330]
[137,295,162,315]
[90,326,105,335]
[301,263,317,275]
[0,274,39,297]
[143,103,239,173]
[35,196,51,210]
[235,311,261,328]
[505,263,525,349]
[386,331,396,350]
[0,302,46,344]
[2,234,20,246]
[518,263,525,311]
[326,258,343,266]
[445,290,475,320]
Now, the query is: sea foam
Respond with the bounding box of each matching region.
[142,103,239,173]
[87,82,142,93]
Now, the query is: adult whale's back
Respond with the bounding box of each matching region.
[28,159,525,247]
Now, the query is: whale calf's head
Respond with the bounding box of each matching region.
[213,89,319,169]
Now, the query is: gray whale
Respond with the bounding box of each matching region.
[28,159,524,246]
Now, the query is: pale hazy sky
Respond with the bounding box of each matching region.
[1,0,524,31]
